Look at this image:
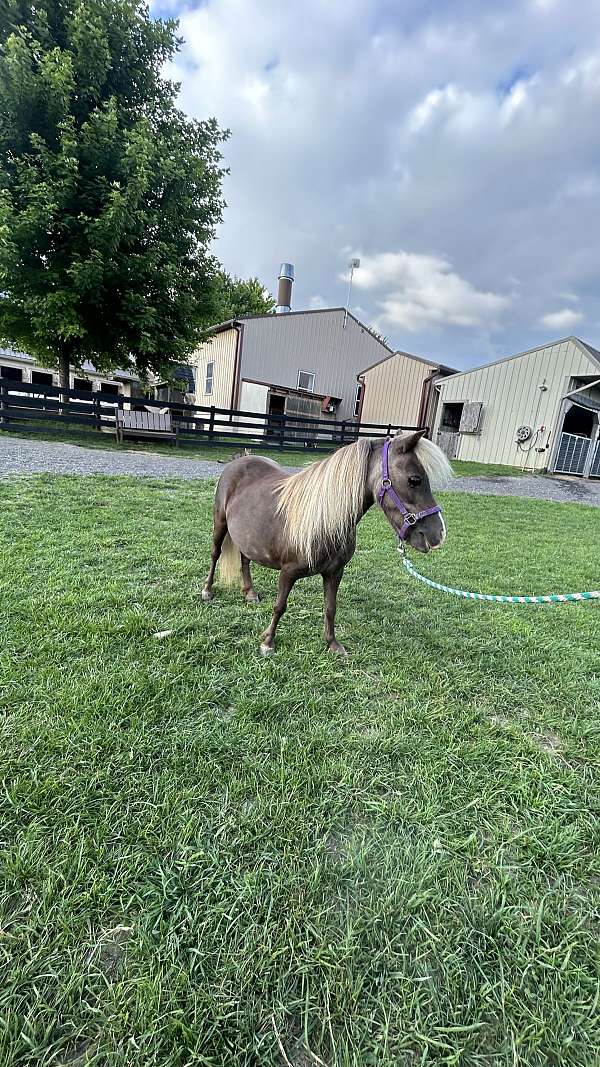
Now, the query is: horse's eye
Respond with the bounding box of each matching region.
[408,475,422,487]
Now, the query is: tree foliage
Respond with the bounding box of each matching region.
[0,0,227,384]
[206,271,275,325]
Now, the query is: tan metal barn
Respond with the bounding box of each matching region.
[358,350,456,430]
[432,336,600,476]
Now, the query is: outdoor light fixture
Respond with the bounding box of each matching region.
[343,258,360,328]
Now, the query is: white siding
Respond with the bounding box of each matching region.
[360,352,437,426]
[238,310,391,422]
[194,328,237,408]
[239,380,268,413]
[235,381,269,435]
[433,340,599,466]
[0,352,134,395]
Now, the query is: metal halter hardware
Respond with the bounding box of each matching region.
[377,437,442,542]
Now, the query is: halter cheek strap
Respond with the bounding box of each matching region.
[377,438,442,541]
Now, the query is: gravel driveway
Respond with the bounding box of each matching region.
[1,434,600,507]
[0,435,224,479]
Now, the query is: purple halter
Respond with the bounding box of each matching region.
[377,438,442,542]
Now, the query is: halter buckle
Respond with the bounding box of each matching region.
[405,513,418,526]
[381,478,392,489]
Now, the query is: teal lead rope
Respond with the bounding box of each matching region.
[399,548,600,605]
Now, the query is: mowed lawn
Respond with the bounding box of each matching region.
[1,476,599,1067]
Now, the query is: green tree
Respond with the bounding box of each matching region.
[0,0,227,388]
[207,271,275,325]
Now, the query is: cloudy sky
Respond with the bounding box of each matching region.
[152,0,600,369]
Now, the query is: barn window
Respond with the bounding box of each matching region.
[32,371,54,386]
[0,365,23,381]
[298,370,315,392]
[73,377,93,392]
[354,382,363,418]
[440,402,463,432]
[205,361,214,395]
[99,382,119,395]
[563,405,595,437]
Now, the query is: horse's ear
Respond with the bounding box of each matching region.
[395,429,427,452]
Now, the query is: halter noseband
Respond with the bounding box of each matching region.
[377,437,442,542]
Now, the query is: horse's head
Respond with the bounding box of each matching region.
[372,430,451,552]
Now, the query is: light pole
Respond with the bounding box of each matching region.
[343,258,360,328]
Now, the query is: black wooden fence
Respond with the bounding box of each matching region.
[0,380,424,453]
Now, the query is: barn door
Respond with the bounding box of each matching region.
[437,431,460,459]
[285,394,322,443]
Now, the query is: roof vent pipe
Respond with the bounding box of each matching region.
[276,263,294,313]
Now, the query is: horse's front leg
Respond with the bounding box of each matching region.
[260,565,300,656]
[323,568,346,655]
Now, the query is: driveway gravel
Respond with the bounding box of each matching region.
[1,434,600,507]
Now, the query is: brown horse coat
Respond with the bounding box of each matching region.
[202,433,451,655]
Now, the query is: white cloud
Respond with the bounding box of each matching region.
[309,294,327,310]
[153,0,600,367]
[348,251,509,331]
[539,308,584,330]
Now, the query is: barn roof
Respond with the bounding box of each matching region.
[437,336,600,384]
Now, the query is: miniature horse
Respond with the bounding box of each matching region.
[202,430,451,655]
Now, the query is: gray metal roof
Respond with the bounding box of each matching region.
[359,347,456,376]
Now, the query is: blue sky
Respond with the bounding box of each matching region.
[152,0,600,369]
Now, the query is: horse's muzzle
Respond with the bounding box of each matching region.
[407,513,446,553]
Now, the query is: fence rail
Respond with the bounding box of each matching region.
[0,381,425,453]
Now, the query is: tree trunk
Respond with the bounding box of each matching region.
[58,350,70,391]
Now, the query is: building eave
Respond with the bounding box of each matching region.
[436,336,600,386]
[358,348,455,377]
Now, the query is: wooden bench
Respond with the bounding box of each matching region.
[116,409,178,444]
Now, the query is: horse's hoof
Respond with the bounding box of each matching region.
[328,642,348,657]
[260,642,274,657]
[245,592,260,603]
[201,589,214,601]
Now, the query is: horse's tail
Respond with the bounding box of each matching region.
[219,533,241,586]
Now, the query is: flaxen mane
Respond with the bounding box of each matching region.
[275,435,452,567]
[275,439,372,566]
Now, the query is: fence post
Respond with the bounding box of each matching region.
[0,381,5,430]
[340,420,346,447]
[208,405,215,444]
[94,391,102,434]
[279,413,286,451]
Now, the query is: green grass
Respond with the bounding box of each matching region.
[1,478,599,1066]
[451,460,527,478]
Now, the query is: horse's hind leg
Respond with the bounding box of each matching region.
[241,554,260,603]
[202,510,227,601]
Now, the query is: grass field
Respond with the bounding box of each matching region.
[2,426,527,477]
[1,476,599,1066]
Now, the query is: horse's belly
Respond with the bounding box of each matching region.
[226,500,280,569]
